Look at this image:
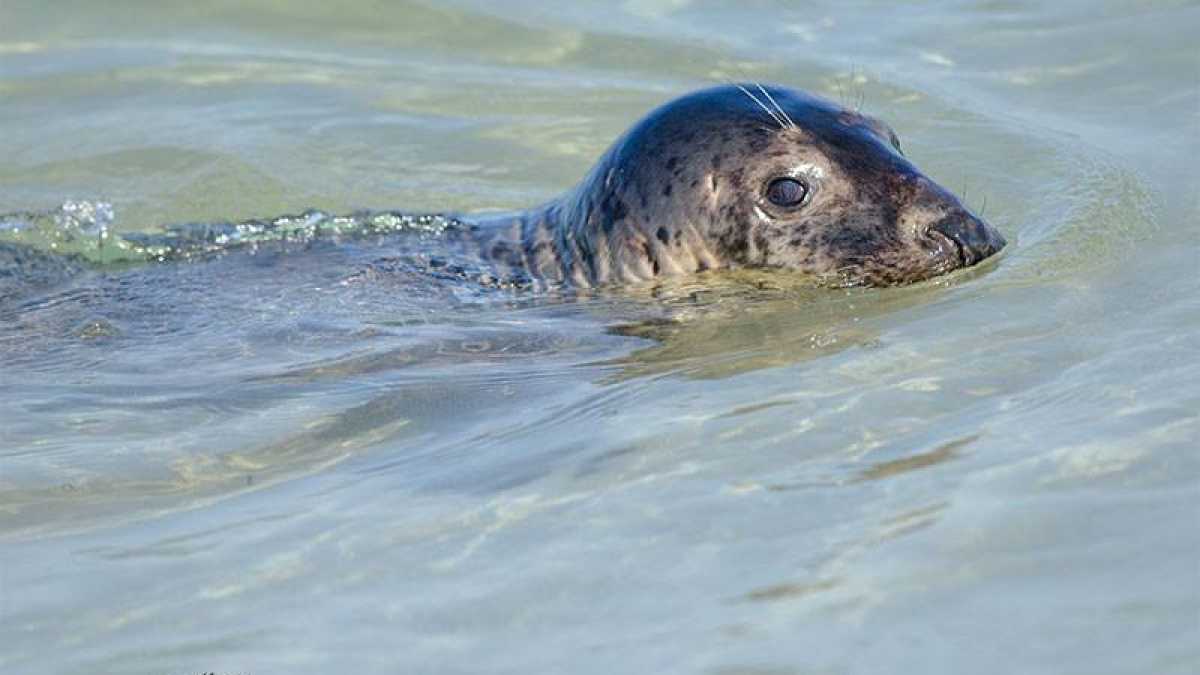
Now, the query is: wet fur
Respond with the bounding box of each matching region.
[458,84,1004,288]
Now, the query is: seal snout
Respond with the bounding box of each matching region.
[928,213,1006,267]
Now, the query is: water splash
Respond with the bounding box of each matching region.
[0,200,466,267]
[0,200,115,260]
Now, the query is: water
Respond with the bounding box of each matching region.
[1,1,1197,673]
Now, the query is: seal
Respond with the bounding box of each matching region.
[449,83,1006,288]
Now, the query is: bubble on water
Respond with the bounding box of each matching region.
[57,200,115,238]
[0,200,124,264]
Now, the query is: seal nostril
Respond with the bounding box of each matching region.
[928,214,1003,267]
[927,226,968,265]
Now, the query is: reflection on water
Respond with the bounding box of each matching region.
[854,434,975,482]
[1,1,1198,673]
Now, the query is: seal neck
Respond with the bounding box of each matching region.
[461,180,721,289]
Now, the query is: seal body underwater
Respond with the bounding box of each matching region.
[447,83,1006,288]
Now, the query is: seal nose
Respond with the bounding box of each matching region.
[903,173,1006,267]
[929,212,1006,266]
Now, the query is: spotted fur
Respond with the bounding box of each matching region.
[461,84,1005,288]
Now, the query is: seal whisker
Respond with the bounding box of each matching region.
[833,76,848,107]
[755,83,796,129]
[850,64,864,113]
[733,82,787,130]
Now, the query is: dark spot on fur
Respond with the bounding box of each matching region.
[600,191,629,233]
[717,221,750,260]
[754,230,771,263]
[579,242,595,273]
[611,199,628,221]
[712,154,723,170]
[641,241,657,274]
[689,178,699,188]
[662,183,673,197]
[666,156,679,171]
[656,227,670,245]
[788,224,812,247]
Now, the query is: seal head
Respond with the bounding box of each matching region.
[467,84,1006,287]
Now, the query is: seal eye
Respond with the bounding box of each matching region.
[765,177,809,208]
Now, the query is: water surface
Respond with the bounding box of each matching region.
[1,1,1197,673]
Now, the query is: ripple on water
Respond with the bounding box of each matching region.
[0,71,1167,560]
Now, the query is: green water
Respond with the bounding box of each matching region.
[1,1,1197,673]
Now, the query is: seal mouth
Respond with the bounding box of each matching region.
[928,215,1006,268]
